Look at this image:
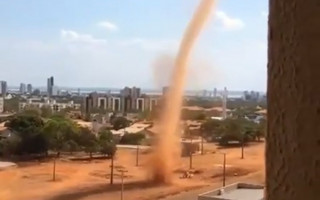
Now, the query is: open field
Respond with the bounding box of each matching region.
[0,142,265,200]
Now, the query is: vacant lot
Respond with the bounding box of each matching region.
[0,142,265,200]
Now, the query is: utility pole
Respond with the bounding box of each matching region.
[110,155,114,185]
[201,130,204,155]
[121,170,124,200]
[136,145,139,166]
[52,156,56,181]
[223,153,226,187]
[189,137,193,169]
[241,135,244,159]
[117,168,128,200]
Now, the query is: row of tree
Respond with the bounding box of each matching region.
[0,111,116,158]
[201,118,266,146]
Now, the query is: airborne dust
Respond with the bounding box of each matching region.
[151,0,216,183]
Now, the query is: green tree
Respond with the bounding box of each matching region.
[40,106,52,118]
[20,108,41,117]
[218,119,242,145]
[0,135,21,156]
[185,98,221,109]
[4,97,20,112]
[201,119,222,140]
[5,113,48,154]
[119,133,145,145]
[111,117,130,130]
[217,119,257,146]
[63,140,79,154]
[84,140,99,158]
[42,116,80,155]
[78,127,99,158]
[97,130,116,157]
[255,119,266,141]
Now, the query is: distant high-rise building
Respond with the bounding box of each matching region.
[52,86,58,96]
[20,83,26,94]
[27,84,33,94]
[0,81,7,97]
[243,90,260,101]
[250,91,260,101]
[0,97,3,113]
[202,90,208,97]
[121,87,131,96]
[84,92,99,114]
[131,87,141,99]
[243,91,249,100]
[47,76,54,96]
[213,88,217,98]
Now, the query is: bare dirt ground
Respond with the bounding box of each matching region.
[0,142,265,200]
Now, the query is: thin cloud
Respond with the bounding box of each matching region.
[215,11,245,31]
[261,11,268,18]
[97,20,118,31]
[60,29,107,44]
[120,38,178,52]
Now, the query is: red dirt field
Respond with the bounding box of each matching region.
[0,142,265,200]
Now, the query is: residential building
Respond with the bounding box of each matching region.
[120,86,142,112]
[213,88,217,98]
[19,97,81,112]
[243,90,260,101]
[20,83,26,94]
[0,97,4,113]
[47,76,54,96]
[83,87,160,114]
[0,81,7,96]
[27,84,32,94]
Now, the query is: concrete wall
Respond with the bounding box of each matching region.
[267,0,320,199]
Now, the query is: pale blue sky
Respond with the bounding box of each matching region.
[0,0,268,91]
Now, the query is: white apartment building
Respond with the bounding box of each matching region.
[19,98,81,112]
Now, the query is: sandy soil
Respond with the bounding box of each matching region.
[0,142,265,200]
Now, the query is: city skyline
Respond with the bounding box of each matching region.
[4,83,266,94]
[0,0,267,91]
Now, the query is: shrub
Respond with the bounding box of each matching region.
[119,133,145,145]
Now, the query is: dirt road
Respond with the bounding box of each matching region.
[0,142,265,200]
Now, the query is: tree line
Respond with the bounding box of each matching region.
[201,118,266,146]
[0,111,117,158]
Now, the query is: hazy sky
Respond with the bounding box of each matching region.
[0,0,268,91]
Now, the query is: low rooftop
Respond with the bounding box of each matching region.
[198,183,264,200]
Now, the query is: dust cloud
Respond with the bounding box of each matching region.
[152,54,221,90]
[151,0,216,183]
